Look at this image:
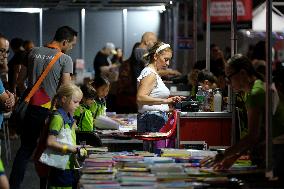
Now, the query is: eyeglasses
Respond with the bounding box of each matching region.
[0,48,9,54]
[225,70,239,83]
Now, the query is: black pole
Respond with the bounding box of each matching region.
[265,0,273,179]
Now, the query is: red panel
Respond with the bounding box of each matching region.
[179,118,232,147]
[202,0,252,23]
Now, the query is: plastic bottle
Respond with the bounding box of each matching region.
[214,89,222,112]
[203,90,212,112]
[207,89,214,112]
[196,86,205,111]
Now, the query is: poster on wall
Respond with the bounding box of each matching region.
[202,0,252,29]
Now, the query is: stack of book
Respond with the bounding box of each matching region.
[79,149,252,188]
[79,150,120,188]
[117,172,157,188]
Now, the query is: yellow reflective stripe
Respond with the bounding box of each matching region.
[40,101,51,109]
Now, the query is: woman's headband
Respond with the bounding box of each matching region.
[155,43,171,54]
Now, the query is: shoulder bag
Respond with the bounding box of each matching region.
[12,51,63,123]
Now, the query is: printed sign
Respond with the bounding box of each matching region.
[202,0,252,29]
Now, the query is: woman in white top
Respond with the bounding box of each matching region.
[136,41,183,133]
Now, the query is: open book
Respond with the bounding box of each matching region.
[94,115,120,130]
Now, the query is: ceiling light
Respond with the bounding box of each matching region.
[0,8,42,13]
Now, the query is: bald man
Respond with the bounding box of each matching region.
[133,32,157,78]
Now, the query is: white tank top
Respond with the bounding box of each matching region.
[137,67,170,113]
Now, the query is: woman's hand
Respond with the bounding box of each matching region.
[200,153,224,168]
[167,96,186,104]
[213,154,239,170]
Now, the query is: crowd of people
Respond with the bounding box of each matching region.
[0,23,283,189]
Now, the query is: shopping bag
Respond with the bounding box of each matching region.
[39,125,74,170]
[39,148,70,170]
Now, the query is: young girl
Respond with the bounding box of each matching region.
[74,82,103,147]
[91,76,110,119]
[74,76,110,130]
[46,83,83,189]
[74,83,97,132]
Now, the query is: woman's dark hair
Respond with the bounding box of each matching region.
[227,54,264,81]
[80,83,97,99]
[92,76,110,89]
[143,41,172,63]
[197,69,217,84]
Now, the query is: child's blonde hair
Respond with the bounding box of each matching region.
[53,83,83,108]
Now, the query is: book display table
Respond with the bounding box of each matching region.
[96,114,143,152]
[79,148,283,189]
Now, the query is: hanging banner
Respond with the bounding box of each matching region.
[203,0,252,29]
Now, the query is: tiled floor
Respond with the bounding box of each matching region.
[2,138,39,189]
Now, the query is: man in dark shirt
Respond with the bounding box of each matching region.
[93,42,118,79]
[133,32,157,78]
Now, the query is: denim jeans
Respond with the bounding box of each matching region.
[9,105,50,189]
[137,111,168,152]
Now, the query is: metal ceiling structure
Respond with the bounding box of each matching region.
[0,0,172,9]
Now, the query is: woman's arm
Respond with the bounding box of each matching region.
[225,107,261,156]
[137,73,169,105]
[137,73,184,105]
[0,175,9,189]
[213,106,262,169]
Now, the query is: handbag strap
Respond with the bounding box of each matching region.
[24,51,63,102]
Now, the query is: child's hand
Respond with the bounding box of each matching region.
[76,146,88,159]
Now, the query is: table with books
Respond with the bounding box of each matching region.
[95,113,144,152]
[79,147,280,189]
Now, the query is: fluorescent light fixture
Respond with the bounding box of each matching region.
[137,5,166,12]
[0,8,42,13]
[246,30,251,36]
[81,8,85,17]
[123,8,127,14]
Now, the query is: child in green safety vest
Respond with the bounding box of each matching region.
[74,76,110,132]
[45,83,86,189]
[74,83,97,132]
